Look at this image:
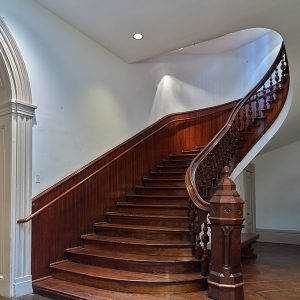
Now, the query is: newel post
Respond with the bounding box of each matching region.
[208,167,245,300]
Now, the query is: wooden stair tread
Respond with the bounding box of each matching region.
[106,211,189,219]
[143,178,185,182]
[156,165,189,168]
[34,277,205,300]
[94,222,189,232]
[82,233,194,246]
[126,193,188,199]
[169,154,197,158]
[135,186,187,190]
[66,247,196,262]
[51,261,204,282]
[117,202,187,208]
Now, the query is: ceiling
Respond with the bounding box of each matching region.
[35,0,300,153]
[35,0,293,63]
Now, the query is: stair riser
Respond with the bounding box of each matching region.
[143,181,186,188]
[94,226,190,241]
[135,188,188,196]
[126,195,188,202]
[82,240,194,257]
[157,166,189,172]
[181,150,201,155]
[66,252,201,274]
[117,207,188,216]
[52,270,205,293]
[33,288,69,300]
[163,160,192,166]
[107,216,189,228]
[150,173,185,179]
[169,155,197,161]
[125,198,188,205]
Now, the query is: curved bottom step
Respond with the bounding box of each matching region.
[34,277,208,300]
[50,261,206,294]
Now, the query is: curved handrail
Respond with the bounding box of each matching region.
[185,42,288,212]
[17,100,237,224]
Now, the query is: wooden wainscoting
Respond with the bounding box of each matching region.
[31,100,237,279]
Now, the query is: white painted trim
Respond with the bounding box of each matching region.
[256,228,300,245]
[0,101,36,117]
[231,84,293,180]
[0,18,34,298]
[14,275,33,297]
[0,17,31,104]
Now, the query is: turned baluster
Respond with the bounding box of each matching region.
[281,52,287,83]
[242,104,247,130]
[194,209,203,259]
[275,67,280,91]
[255,93,260,118]
[263,85,268,110]
[201,212,210,276]
[269,74,274,102]
[188,199,196,243]
[248,99,253,125]
[233,118,241,149]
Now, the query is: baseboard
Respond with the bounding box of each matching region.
[14,275,33,297]
[256,228,300,245]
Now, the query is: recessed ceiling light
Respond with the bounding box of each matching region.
[133,33,144,40]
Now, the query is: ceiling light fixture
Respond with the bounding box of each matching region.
[133,33,144,40]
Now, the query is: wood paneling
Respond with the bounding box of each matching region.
[31,101,237,279]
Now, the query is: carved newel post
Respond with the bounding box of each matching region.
[208,166,245,300]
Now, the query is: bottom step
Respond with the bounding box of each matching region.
[50,261,206,293]
[34,277,208,300]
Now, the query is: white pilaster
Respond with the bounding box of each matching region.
[0,102,36,297]
[0,17,34,297]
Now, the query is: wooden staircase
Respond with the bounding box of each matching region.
[33,148,209,298]
[17,42,289,299]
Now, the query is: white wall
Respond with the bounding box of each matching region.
[147,32,282,123]
[254,140,300,231]
[0,0,282,196]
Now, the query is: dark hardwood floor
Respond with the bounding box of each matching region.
[2,242,299,299]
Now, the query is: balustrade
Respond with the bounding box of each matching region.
[186,42,289,299]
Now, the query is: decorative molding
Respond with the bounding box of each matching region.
[0,101,36,117]
[0,126,5,279]
[0,17,31,104]
[256,228,300,245]
[14,275,33,298]
[0,17,34,298]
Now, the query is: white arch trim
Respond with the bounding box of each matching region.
[0,17,35,297]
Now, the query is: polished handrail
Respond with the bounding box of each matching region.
[185,42,288,212]
[17,101,237,223]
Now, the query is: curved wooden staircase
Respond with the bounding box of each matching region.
[18,43,289,299]
[33,148,208,298]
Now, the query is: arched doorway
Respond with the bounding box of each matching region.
[0,17,36,297]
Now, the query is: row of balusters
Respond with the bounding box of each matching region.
[188,46,288,276]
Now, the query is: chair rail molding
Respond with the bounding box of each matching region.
[0,17,36,298]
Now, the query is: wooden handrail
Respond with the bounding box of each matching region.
[17,101,237,224]
[185,42,288,212]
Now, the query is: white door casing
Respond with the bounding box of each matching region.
[243,163,256,233]
[0,17,36,297]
